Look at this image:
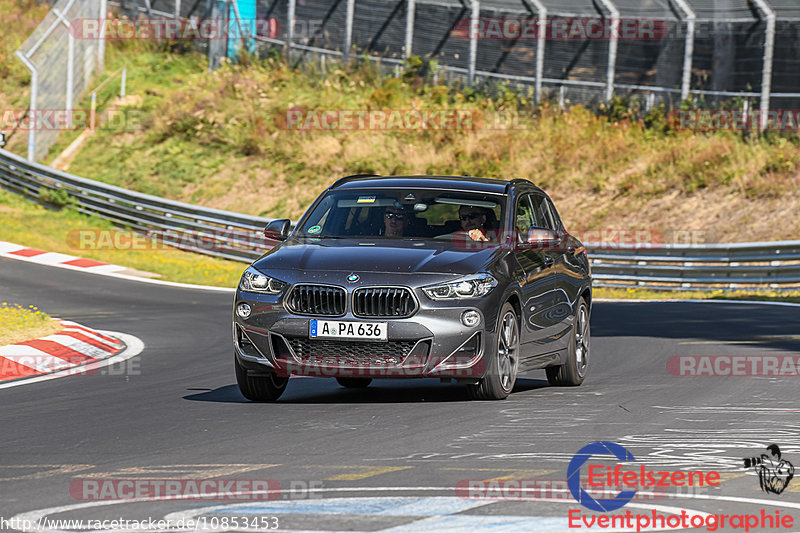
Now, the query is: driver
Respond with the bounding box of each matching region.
[383,205,409,237]
[459,205,493,242]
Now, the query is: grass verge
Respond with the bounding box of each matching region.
[36,43,800,243]
[3,185,796,300]
[0,302,61,346]
[594,286,800,304]
[0,189,245,287]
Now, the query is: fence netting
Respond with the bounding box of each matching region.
[16,0,104,161]
[14,0,800,160]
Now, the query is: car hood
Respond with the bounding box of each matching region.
[253,237,504,276]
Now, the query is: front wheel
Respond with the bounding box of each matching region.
[235,356,289,401]
[467,302,520,400]
[546,296,590,386]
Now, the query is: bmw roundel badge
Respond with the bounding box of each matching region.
[347,273,360,282]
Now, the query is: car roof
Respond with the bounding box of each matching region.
[330,175,543,195]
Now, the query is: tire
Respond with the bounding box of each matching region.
[467,302,520,400]
[546,296,590,386]
[235,356,289,401]
[336,377,373,388]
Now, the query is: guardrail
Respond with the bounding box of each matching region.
[1,146,799,290]
[0,148,275,263]
[587,241,800,291]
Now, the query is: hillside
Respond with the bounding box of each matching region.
[3,1,800,245]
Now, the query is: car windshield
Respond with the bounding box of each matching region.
[297,189,506,241]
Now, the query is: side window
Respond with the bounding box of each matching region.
[515,194,537,242]
[544,197,563,230]
[515,194,535,232]
[531,195,555,231]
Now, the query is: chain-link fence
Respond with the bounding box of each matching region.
[15,0,800,161]
[15,0,107,162]
[260,0,800,121]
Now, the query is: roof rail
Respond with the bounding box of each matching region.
[506,178,531,192]
[330,174,381,189]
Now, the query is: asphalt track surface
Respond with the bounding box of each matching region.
[2,256,800,532]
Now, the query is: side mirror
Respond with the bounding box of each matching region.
[264,219,291,241]
[517,227,560,250]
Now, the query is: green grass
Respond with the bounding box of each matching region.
[594,286,800,304]
[0,189,245,287]
[0,302,61,346]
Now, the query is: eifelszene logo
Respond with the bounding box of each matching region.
[567,441,720,512]
[743,444,795,495]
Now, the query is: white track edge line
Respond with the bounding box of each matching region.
[0,251,235,292]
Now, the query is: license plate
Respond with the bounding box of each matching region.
[309,319,388,341]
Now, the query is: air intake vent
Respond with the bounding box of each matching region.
[285,285,347,316]
[353,287,416,318]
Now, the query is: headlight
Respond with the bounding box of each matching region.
[423,274,498,300]
[239,267,287,295]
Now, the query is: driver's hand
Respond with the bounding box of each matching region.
[468,229,488,242]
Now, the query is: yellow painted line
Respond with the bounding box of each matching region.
[439,467,557,481]
[82,464,280,479]
[0,464,94,481]
[679,341,766,345]
[715,473,749,483]
[303,465,413,481]
[680,336,800,345]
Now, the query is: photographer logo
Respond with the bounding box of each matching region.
[743,444,795,495]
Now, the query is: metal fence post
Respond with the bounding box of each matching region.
[598,0,619,101]
[344,0,355,59]
[671,0,695,102]
[752,0,775,131]
[53,9,74,128]
[525,0,547,104]
[287,0,295,54]
[404,0,415,59]
[15,52,37,161]
[468,0,479,86]
[99,0,107,72]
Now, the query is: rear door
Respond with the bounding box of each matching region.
[512,193,557,348]
[530,194,575,348]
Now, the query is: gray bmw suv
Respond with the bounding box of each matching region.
[233,175,592,400]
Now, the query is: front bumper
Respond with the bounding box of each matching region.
[233,283,501,380]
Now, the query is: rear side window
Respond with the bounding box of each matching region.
[531,195,556,231]
[515,195,536,233]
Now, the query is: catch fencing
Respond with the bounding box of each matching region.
[257,0,800,125]
[2,146,799,291]
[14,0,107,162]
[13,0,800,161]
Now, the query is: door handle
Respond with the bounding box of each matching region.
[544,256,554,268]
